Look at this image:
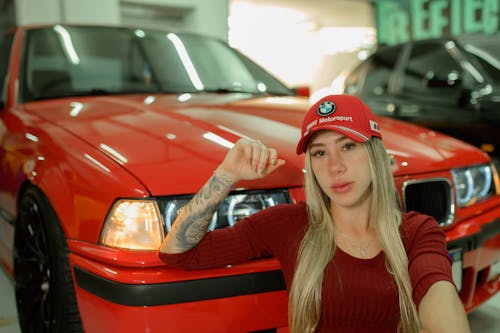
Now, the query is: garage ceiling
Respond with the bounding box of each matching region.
[235,0,375,27]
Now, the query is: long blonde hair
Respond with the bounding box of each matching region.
[288,137,420,333]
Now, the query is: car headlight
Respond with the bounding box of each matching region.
[451,164,496,207]
[159,189,291,232]
[99,190,291,250]
[100,199,164,250]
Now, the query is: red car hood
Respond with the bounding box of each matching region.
[25,94,488,195]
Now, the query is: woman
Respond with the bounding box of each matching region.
[159,94,470,333]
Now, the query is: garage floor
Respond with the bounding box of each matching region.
[0,266,499,332]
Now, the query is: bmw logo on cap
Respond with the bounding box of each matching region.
[317,100,336,116]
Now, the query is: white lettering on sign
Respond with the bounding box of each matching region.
[377,0,500,45]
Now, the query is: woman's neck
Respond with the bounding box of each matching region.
[330,200,373,236]
[330,202,381,259]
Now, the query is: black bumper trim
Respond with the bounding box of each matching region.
[74,266,286,307]
[447,218,500,252]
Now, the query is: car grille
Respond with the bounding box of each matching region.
[402,178,454,226]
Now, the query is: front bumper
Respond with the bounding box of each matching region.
[446,215,500,312]
[68,241,288,333]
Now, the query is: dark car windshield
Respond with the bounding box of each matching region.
[21,25,293,101]
[460,35,500,83]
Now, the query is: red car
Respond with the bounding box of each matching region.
[0,24,499,333]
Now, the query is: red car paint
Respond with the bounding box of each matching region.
[0,24,499,332]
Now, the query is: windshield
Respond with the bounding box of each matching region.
[460,35,500,83]
[21,26,293,101]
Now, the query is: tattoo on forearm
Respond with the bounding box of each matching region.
[172,172,234,250]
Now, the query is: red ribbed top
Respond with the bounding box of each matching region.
[159,203,453,332]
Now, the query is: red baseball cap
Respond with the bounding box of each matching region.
[296,94,382,154]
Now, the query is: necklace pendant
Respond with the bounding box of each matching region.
[361,249,366,257]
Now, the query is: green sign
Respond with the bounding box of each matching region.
[376,0,500,45]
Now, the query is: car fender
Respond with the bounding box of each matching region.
[17,120,150,243]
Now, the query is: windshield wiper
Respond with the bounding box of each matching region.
[31,88,158,101]
[87,88,112,95]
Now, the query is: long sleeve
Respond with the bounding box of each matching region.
[402,211,454,308]
[158,203,307,272]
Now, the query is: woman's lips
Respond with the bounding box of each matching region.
[331,182,353,193]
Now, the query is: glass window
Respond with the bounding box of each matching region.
[402,41,462,94]
[21,26,293,102]
[346,45,402,96]
[463,45,500,83]
[343,61,367,95]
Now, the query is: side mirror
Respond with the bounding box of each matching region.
[292,86,310,98]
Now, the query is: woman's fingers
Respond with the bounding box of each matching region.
[268,148,278,166]
[257,143,270,175]
[266,158,286,175]
[228,137,285,179]
[250,139,262,172]
[251,140,285,176]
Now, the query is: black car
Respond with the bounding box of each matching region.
[342,33,500,165]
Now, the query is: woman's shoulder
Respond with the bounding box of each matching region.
[400,211,445,251]
[401,210,439,231]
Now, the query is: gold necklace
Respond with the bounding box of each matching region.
[336,232,373,257]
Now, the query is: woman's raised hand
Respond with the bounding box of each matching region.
[216,138,286,183]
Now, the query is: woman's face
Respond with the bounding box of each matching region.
[308,130,372,210]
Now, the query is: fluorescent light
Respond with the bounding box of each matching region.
[134,29,146,38]
[54,25,80,64]
[69,102,84,117]
[178,93,192,102]
[25,133,38,142]
[203,132,234,149]
[167,33,204,91]
[144,96,156,105]
[99,144,128,164]
[84,153,110,173]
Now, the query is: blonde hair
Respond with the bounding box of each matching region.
[288,137,420,333]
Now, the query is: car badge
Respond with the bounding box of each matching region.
[317,100,336,116]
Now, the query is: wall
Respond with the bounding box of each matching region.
[228,1,376,98]
[11,0,228,40]
[15,0,120,25]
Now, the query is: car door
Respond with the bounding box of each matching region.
[390,40,480,136]
[344,43,404,117]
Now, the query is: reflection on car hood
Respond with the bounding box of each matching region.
[378,117,489,175]
[25,94,489,195]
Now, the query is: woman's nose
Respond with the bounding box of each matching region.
[329,155,346,174]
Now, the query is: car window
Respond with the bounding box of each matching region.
[402,41,463,94]
[20,26,293,102]
[345,45,402,96]
[0,33,14,105]
[462,43,500,83]
[343,61,367,95]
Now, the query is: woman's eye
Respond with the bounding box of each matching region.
[311,150,325,157]
[343,142,356,151]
